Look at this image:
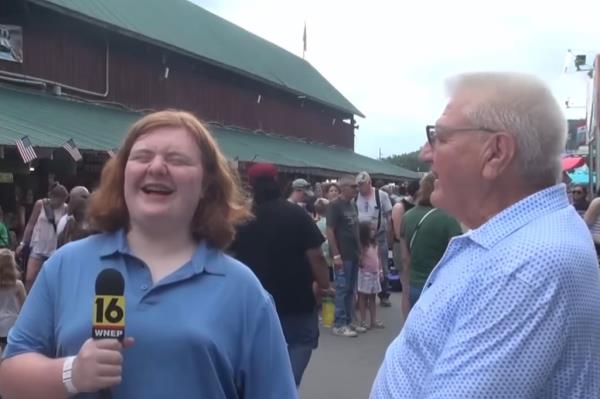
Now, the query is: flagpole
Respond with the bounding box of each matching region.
[302,21,307,60]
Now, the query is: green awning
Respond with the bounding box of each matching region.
[0,85,417,180]
[28,0,364,118]
[209,125,419,179]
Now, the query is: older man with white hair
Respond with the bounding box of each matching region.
[370,72,600,398]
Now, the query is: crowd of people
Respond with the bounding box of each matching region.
[0,181,94,355]
[0,110,453,395]
[0,71,599,398]
[560,182,600,260]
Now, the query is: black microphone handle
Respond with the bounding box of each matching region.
[94,268,124,399]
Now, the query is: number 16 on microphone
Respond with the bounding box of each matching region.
[93,295,125,340]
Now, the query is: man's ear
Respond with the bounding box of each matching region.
[481,132,517,180]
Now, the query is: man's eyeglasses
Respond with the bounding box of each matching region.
[426,125,498,146]
[571,190,584,195]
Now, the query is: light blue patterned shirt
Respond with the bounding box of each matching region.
[371,184,600,398]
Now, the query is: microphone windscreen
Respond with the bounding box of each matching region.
[95,268,124,296]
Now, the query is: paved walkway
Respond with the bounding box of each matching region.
[300,292,404,399]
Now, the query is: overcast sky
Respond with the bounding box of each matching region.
[191,0,600,158]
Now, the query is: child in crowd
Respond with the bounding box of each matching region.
[0,249,26,352]
[358,222,384,330]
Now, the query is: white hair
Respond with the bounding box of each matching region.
[446,72,567,186]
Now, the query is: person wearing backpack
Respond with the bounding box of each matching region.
[15,183,68,291]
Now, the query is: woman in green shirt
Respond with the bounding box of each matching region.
[399,173,462,318]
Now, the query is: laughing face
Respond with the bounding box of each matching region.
[124,127,204,230]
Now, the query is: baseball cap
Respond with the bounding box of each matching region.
[292,178,314,197]
[247,163,278,186]
[356,171,371,185]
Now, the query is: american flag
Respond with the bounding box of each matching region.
[62,138,82,162]
[15,136,37,163]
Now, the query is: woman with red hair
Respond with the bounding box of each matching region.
[0,110,297,399]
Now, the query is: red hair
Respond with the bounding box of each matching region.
[87,110,252,249]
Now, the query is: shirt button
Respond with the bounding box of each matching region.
[141,284,149,290]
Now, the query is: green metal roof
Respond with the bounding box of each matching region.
[0,85,416,180]
[209,125,419,179]
[28,0,364,118]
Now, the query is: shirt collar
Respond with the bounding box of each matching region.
[467,184,570,250]
[98,229,227,276]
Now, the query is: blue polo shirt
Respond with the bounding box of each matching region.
[4,230,298,399]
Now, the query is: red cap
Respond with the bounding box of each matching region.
[247,163,278,185]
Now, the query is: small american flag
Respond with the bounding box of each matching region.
[62,139,82,162]
[15,136,37,163]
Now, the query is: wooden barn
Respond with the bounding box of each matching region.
[0,0,418,208]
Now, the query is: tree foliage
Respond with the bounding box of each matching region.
[385,151,430,172]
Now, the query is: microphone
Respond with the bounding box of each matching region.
[93,268,126,399]
[93,268,126,340]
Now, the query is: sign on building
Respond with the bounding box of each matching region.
[0,173,14,184]
[0,24,23,63]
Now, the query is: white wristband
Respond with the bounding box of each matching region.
[62,356,79,395]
